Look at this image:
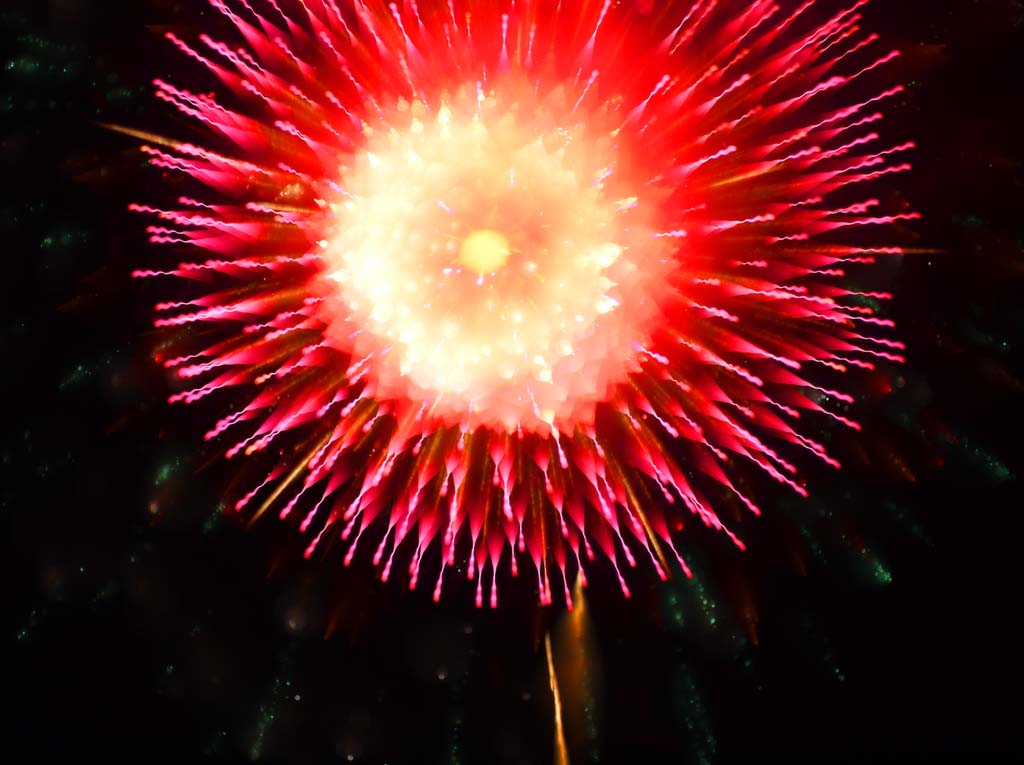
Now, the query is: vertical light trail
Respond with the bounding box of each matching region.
[546,631,571,765]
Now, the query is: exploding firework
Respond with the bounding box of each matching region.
[132,0,915,607]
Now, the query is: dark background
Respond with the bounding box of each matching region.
[3,1,1022,762]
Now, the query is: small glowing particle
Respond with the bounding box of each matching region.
[459,229,511,275]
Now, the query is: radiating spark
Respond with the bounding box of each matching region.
[98,122,183,150]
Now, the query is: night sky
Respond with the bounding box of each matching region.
[4,1,1023,762]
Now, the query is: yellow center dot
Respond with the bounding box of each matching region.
[459,229,510,275]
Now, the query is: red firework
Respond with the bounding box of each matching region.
[133,0,915,608]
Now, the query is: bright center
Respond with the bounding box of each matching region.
[320,85,672,431]
[459,229,510,275]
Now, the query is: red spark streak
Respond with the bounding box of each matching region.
[134,0,914,608]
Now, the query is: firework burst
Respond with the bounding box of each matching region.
[133,0,915,608]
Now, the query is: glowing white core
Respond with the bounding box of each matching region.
[322,89,669,431]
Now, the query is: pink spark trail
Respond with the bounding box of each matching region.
[133,0,914,608]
